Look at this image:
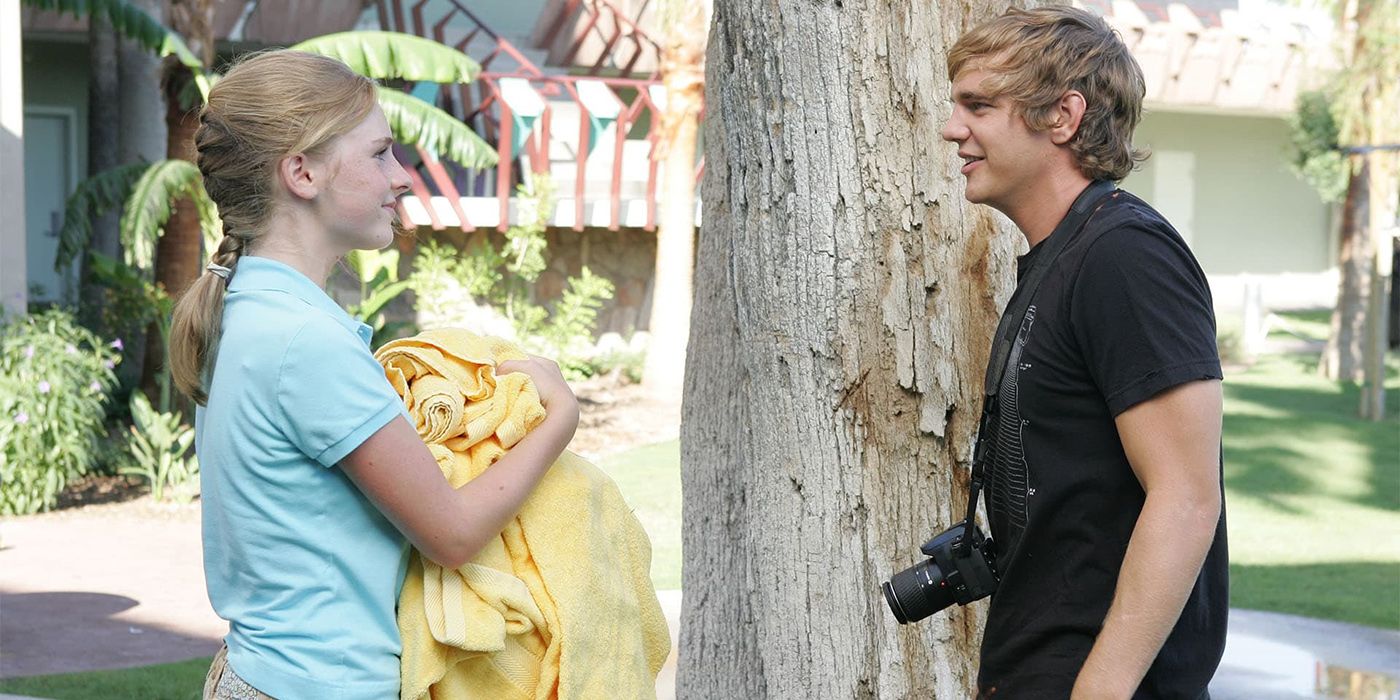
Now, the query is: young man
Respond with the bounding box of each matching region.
[942,8,1228,698]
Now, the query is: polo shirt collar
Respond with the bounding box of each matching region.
[228,256,374,345]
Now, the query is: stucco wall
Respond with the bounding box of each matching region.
[1122,109,1333,277]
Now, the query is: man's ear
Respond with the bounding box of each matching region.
[1049,90,1087,146]
[279,153,319,201]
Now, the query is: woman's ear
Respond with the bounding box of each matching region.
[278,153,319,201]
[1049,90,1087,146]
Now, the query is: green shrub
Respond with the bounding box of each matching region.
[406,176,615,378]
[0,310,120,515]
[119,393,199,503]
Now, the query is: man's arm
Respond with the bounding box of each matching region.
[1071,378,1223,699]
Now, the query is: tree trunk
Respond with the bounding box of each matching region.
[142,0,211,400]
[154,87,202,296]
[80,12,120,315]
[110,0,167,390]
[1359,150,1396,420]
[679,0,1028,696]
[1321,162,1371,381]
[119,0,168,167]
[642,0,708,399]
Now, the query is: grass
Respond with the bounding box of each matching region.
[0,657,211,699]
[600,439,683,591]
[1221,308,1400,629]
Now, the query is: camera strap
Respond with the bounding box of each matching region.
[958,180,1119,555]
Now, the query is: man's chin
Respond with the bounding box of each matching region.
[962,182,987,205]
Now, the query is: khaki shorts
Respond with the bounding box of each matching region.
[203,644,276,700]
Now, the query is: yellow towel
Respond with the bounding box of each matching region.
[375,328,670,700]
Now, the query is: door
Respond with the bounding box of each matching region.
[23,108,79,305]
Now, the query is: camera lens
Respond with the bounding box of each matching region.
[882,557,956,624]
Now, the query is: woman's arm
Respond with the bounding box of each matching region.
[339,355,580,569]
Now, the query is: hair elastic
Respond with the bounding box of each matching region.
[206,263,232,279]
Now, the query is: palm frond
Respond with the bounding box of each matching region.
[119,159,218,270]
[377,88,498,169]
[55,162,151,271]
[22,0,209,101]
[291,31,480,84]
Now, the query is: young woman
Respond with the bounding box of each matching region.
[170,50,579,700]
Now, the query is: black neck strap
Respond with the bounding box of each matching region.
[958,180,1119,552]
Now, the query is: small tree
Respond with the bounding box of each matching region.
[1301,0,1400,420]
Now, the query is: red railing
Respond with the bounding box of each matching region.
[378,0,697,233]
[375,0,544,76]
[470,73,664,232]
[536,0,663,78]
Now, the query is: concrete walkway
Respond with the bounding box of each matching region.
[2,510,1396,698]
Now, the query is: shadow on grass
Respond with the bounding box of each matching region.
[1224,381,1400,514]
[1231,561,1400,630]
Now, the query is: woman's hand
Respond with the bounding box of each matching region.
[497,355,580,430]
[344,354,583,569]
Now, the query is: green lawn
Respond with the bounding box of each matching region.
[1222,351,1399,628]
[601,439,683,591]
[0,657,210,699]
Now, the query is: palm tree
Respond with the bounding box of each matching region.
[34,1,498,403]
[52,27,498,276]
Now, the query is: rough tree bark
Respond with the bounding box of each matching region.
[679,0,1033,697]
[641,0,708,399]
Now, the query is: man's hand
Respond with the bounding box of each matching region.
[1071,379,1223,699]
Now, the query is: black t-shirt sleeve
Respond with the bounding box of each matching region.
[1069,222,1222,416]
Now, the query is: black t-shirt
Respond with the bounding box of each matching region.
[975,188,1229,699]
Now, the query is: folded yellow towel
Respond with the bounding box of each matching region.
[375,328,670,700]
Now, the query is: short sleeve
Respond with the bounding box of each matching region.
[275,316,405,467]
[1070,223,1222,416]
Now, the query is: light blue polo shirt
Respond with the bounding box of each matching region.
[196,256,411,700]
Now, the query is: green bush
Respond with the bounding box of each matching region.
[589,344,646,384]
[0,310,120,515]
[406,176,615,379]
[119,392,199,503]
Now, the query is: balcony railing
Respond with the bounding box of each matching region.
[377,0,696,233]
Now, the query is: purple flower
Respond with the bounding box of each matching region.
[65,345,77,355]
[89,381,101,392]
[38,381,51,394]
[23,345,33,359]
[103,360,116,370]
[111,338,124,352]
[14,412,28,425]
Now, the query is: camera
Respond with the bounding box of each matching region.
[881,519,998,624]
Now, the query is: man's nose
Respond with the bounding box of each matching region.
[941,113,967,143]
